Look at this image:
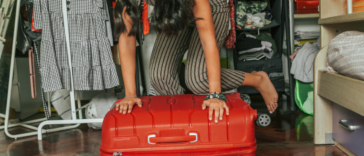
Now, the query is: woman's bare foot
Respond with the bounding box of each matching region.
[253,71,278,114]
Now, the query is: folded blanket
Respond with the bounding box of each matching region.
[238,49,273,61]
[236,34,262,51]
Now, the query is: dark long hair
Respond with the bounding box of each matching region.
[150,0,196,36]
[113,0,140,37]
[114,0,196,37]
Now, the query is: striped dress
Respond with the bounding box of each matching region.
[145,0,246,95]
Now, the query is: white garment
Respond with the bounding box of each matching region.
[238,51,274,61]
[290,40,320,83]
[238,41,272,54]
[261,41,272,48]
[246,13,266,28]
[237,33,275,61]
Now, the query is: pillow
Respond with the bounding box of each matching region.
[327,31,364,80]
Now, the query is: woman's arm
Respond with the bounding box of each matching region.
[119,6,137,97]
[193,0,229,123]
[116,6,142,114]
[193,0,221,94]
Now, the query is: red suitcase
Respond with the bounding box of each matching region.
[100,93,257,155]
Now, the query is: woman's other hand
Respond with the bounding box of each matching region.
[115,96,142,114]
[202,98,229,123]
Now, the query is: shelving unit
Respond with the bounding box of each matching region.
[314,0,364,148]
[318,11,364,24]
[233,0,295,110]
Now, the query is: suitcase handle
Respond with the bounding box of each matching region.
[148,133,198,144]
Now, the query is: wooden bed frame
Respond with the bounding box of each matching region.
[314,46,364,145]
[314,0,364,146]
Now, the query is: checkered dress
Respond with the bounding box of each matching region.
[33,0,119,92]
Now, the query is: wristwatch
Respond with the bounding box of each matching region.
[204,92,226,101]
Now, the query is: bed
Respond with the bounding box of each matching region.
[314,1,364,155]
[314,46,364,155]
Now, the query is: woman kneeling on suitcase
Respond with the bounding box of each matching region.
[114,0,278,123]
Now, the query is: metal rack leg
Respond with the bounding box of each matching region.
[47,93,51,116]
[37,119,102,140]
[284,0,297,112]
[76,92,83,119]
[135,46,141,97]
[288,0,297,111]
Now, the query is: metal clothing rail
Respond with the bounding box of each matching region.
[1,0,82,139]
[284,0,296,111]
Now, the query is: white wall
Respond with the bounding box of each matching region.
[293,19,320,32]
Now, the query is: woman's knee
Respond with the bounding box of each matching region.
[149,68,174,88]
[185,72,209,95]
[149,70,162,88]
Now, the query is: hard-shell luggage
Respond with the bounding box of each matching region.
[100,93,257,155]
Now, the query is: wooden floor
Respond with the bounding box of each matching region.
[0,96,347,156]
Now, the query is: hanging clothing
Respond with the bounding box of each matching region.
[33,43,51,119]
[225,0,236,49]
[142,1,150,35]
[33,0,119,92]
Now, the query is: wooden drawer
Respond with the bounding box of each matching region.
[333,103,364,155]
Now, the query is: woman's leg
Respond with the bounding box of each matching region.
[243,72,278,113]
[185,11,278,113]
[149,27,194,95]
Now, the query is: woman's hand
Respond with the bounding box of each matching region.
[115,96,142,114]
[202,98,229,123]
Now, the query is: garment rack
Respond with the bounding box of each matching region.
[1,0,87,139]
[36,0,108,140]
